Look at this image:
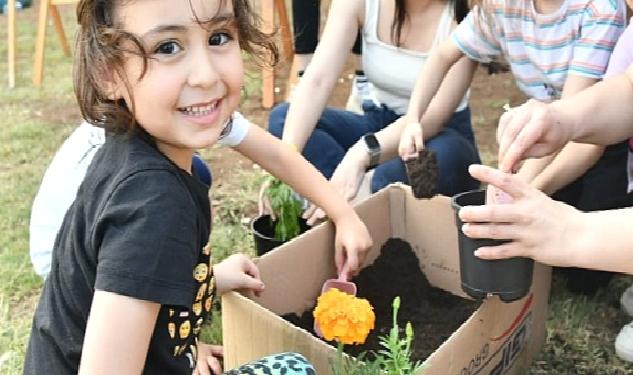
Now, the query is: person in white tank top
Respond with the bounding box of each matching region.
[268,0,480,221]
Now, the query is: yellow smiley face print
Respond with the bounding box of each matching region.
[193,263,208,282]
[194,318,204,335]
[202,244,211,256]
[168,322,176,338]
[192,301,202,317]
[204,295,213,313]
[179,320,191,339]
[196,283,207,301]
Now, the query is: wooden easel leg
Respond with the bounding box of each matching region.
[50,5,70,56]
[8,0,16,88]
[275,0,293,62]
[261,0,275,109]
[33,0,50,85]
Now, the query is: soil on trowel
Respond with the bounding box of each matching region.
[282,238,480,362]
[405,149,439,199]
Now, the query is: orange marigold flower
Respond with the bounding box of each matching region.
[313,288,375,345]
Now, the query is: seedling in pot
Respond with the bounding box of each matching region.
[405,149,438,199]
[260,175,304,242]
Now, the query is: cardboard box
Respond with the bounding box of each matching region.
[222,184,551,374]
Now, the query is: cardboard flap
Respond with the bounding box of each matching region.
[222,292,336,372]
[399,185,465,298]
[252,187,394,315]
[253,221,336,315]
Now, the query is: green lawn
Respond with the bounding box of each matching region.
[1,4,632,375]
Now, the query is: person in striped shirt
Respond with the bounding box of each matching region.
[399,0,626,295]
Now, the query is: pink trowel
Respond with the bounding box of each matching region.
[314,263,357,337]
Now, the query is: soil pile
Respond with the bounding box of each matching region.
[283,238,480,361]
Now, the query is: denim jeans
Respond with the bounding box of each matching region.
[268,102,481,196]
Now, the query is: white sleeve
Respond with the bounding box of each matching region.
[29,122,105,278]
[218,111,251,146]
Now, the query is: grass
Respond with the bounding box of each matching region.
[1,4,633,375]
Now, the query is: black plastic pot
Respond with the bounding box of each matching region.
[451,189,534,303]
[251,215,310,256]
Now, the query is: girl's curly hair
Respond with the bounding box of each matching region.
[74,0,278,133]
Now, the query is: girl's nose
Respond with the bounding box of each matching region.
[187,48,219,89]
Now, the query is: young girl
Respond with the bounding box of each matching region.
[24,0,372,374]
[401,0,626,194]
[269,0,478,218]
[399,0,626,295]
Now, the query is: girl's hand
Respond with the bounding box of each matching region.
[398,121,424,160]
[458,164,580,267]
[497,99,572,173]
[193,342,223,375]
[333,214,373,277]
[213,254,265,297]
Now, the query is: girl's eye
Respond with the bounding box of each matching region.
[154,41,182,55]
[209,32,233,46]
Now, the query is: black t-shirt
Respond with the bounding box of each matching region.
[24,131,213,375]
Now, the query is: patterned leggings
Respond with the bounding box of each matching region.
[224,352,315,375]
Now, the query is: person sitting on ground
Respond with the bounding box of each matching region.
[269,0,477,223]
[24,0,372,374]
[399,0,626,295]
[457,64,633,362]
[288,0,376,111]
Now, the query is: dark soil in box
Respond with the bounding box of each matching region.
[283,238,480,362]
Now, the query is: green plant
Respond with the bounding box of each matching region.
[261,175,303,242]
[328,296,426,375]
[330,343,383,375]
[377,297,425,375]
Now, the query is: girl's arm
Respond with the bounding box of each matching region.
[515,75,602,194]
[460,164,633,274]
[79,290,160,375]
[400,39,466,157]
[236,125,373,274]
[498,67,633,172]
[282,0,364,150]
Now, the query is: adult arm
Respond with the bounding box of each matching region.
[235,125,373,274]
[498,66,633,172]
[459,164,633,274]
[79,291,160,375]
[282,0,364,150]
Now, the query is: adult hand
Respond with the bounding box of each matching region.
[303,145,368,225]
[497,99,573,173]
[458,164,581,268]
[213,254,265,297]
[193,343,223,375]
[332,214,373,278]
[398,121,424,160]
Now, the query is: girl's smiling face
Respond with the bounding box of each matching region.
[111,0,243,169]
